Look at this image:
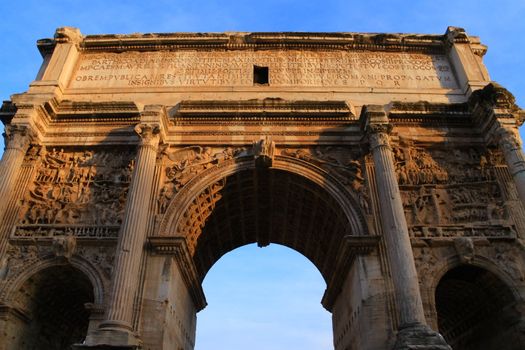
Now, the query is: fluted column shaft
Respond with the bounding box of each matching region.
[100,123,160,332]
[498,128,525,207]
[367,125,426,327]
[0,125,33,225]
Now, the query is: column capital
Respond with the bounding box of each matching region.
[360,105,393,150]
[134,123,161,150]
[3,124,35,152]
[496,127,522,152]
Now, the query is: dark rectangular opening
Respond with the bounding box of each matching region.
[253,66,269,85]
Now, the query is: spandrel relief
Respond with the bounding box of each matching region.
[393,144,504,186]
[280,147,370,214]
[280,147,364,190]
[17,148,134,233]
[397,143,514,240]
[158,146,248,214]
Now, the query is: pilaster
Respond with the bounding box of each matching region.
[361,105,450,350]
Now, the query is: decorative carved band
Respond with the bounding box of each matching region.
[11,225,120,242]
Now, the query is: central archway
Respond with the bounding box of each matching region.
[191,167,354,284]
[196,243,332,350]
[147,157,380,350]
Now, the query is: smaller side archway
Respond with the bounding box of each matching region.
[435,264,525,350]
[2,263,96,350]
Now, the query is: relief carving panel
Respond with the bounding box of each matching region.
[395,143,515,240]
[15,147,134,240]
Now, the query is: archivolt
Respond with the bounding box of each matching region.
[1,255,106,306]
[157,155,369,282]
[159,155,367,239]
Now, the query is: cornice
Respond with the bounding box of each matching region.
[37,28,486,56]
[172,99,355,124]
[44,100,141,124]
[387,101,472,126]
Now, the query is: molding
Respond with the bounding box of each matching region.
[172,99,355,123]
[37,29,486,55]
[44,100,140,124]
[387,101,472,126]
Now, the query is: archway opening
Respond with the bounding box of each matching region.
[435,265,523,350]
[183,168,356,349]
[186,168,354,284]
[196,243,332,350]
[10,264,94,349]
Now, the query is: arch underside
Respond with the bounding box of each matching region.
[188,168,353,284]
[7,265,94,350]
[436,265,523,350]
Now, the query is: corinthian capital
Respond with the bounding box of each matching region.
[134,123,161,149]
[368,130,392,150]
[3,124,34,152]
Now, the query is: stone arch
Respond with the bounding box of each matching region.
[158,155,369,284]
[433,258,525,350]
[2,257,99,350]
[2,255,106,306]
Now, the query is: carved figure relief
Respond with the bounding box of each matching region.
[396,142,513,240]
[18,148,134,229]
[158,146,247,214]
[280,147,364,191]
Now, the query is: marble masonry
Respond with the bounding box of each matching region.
[0,26,524,349]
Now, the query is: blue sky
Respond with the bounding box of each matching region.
[0,1,524,349]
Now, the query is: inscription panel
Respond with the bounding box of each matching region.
[70,50,458,89]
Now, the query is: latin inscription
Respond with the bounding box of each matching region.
[70,51,458,89]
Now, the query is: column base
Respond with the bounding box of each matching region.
[393,323,451,350]
[74,325,142,349]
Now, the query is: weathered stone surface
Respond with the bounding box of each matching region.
[0,27,524,350]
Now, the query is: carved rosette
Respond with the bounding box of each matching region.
[3,124,34,152]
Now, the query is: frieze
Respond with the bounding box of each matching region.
[408,225,516,240]
[394,144,507,186]
[11,225,120,241]
[18,148,134,230]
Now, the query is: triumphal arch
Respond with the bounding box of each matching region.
[0,26,524,350]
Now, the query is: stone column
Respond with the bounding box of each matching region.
[362,106,450,349]
[497,128,525,207]
[86,123,161,348]
[0,125,33,225]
